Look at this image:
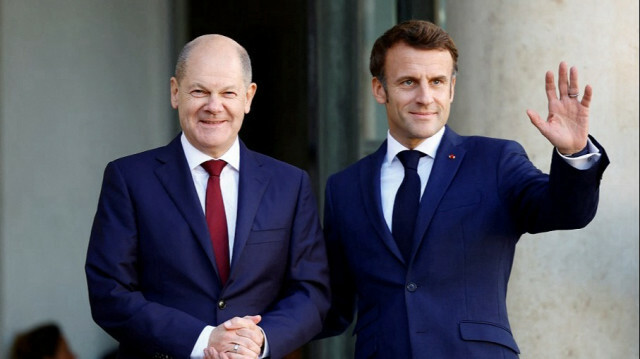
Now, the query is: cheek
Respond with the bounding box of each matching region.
[387,94,407,110]
[178,109,192,127]
[227,101,246,117]
[435,92,451,106]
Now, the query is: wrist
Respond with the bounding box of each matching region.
[559,144,589,157]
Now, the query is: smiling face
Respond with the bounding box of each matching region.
[373,43,456,149]
[170,35,257,158]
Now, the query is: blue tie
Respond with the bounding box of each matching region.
[392,150,425,260]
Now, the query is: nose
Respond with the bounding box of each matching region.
[416,83,434,104]
[204,94,223,113]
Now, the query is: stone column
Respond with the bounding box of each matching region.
[445,1,638,357]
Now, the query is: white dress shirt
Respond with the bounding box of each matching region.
[180,134,269,359]
[381,127,444,232]
[181,133,239,259]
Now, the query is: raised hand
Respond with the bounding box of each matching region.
[526,61,591,155]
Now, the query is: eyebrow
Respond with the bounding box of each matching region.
[187,82,208,90]
[429,75,449,83]
[395,74,449,84]
[188,82,240,92]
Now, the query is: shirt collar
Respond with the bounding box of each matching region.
[385,126,446,164]
[181,133,240,172]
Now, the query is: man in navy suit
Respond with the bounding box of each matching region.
[322,20,609,358]
[86,34,330,359]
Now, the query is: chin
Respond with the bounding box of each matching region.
[412,129,438,140]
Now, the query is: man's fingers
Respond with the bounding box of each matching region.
[568,65,580,97]
[557,61,569,98]
[209,325,233,347]
[209,316,263,357]
[545,70,557,101]
[223,316,259,330]
[223,343,260,358]
[526,109,544,130]
[244,315,261,324]
[228,338,261,355]
[235,328,263,353]
[236,327,263,342]
[581,84,593,108]
[222,315,261,330]
[204,347,221,359]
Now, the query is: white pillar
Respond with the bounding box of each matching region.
[445,1,638,358]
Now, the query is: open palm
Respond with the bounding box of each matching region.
[527,62,591,155]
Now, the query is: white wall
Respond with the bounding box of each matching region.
[0,1,175,358]
[446,1,639,357]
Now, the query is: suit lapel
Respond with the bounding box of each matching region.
[360,141,406,264]
[154,136,219,273]
[231,141,270,269]
[411,127,466,262]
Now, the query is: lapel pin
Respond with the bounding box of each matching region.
[448,154,456,159]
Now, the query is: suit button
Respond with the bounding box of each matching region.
[406,282,418,292]
[218,300,226,309]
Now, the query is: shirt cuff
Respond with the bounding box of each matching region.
[557,138,601,170]
[191,325,215,359]
[259,327,270,358]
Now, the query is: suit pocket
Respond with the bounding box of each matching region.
[438,190,482,212]
[459,320,520,354]
[245,228,287,244]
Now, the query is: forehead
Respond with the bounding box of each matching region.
[183,42,244,85]
[384,44,454,79]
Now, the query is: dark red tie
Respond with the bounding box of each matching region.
[201,160,230,285]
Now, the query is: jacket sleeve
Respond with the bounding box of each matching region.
[499,135,609,234]
[256,171,331,358]
[318,175,357,338]
[85,161,205,358]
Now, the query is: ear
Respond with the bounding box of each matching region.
[170,77,179,109]
[244,83,258,114]
[372,77,387,104]
[449,75,456,103]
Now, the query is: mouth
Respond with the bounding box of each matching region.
[409,111,437,119]
[200,119,227,126]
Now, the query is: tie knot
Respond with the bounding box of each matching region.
[202,160,227,177]
[397,150,424,170]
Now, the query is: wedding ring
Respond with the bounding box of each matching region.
[568,93,579,98]
[233,343,239,353]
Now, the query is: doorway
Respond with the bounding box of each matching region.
[185,0,314,173]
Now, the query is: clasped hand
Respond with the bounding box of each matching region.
[526,61,592,155]
[204,315,264,359]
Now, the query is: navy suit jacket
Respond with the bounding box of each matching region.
[86,135,330,359]
[322,126,609,358]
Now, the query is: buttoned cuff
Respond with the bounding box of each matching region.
[557,138,601,170]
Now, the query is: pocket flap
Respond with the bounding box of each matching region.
[459,321,520,354]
